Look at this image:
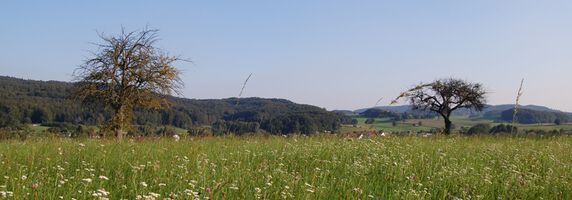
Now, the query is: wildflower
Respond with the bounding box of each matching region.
[148,192,160,198]
[173,134,180,142]
[79,143,85,147]
[254,187,262,199]
[229,186,239,190]
[21,175,27,180]
[0,191,14,197]
[158,183,166,187]
[99,175,109,180]
[96,189,110,196]
[82,178,93,183]
[140,182,148,187]
[32,183,39,190]
[184,189,199,197]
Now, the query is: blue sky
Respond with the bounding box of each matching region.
[1,1,571,111]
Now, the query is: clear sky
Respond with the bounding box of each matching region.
[1,1,571,111]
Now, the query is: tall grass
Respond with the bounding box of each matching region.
[0,136,570,199]
[512,79,525,134]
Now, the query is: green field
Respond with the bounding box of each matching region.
[0,136,570,199]
[354,116,572,133]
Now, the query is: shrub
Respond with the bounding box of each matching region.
[0,125,33,140]
[466,123,491,135]
[364,118,375,124]
[489,124,517,134]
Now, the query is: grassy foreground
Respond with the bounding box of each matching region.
[0,136,571,199]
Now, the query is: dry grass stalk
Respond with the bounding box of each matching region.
[236,73,253,106]
[374,97,384,108]
[511,79,524,134]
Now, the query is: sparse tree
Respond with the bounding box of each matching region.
[391,78,487,134]
[73,28,185,139]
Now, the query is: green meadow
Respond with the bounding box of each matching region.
[0,136,570,199]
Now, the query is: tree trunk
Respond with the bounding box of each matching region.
[116,127,124,140]
[115,105,125,140]
[444,117,452,135]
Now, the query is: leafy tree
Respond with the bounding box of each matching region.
[466,123,491,135]
[73,28,185,139]
[489,124,517,134]
[351,119,359,125]
[392,78,487,134]
[364,118,375,124]
[554,118,562,125]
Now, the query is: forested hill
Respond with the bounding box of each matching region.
[356,104,571,124]
[0,76,351,134]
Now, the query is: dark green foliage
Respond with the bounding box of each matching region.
[364,118,375,124]
[0,76,350,135]
[157,126,178,137]
[212,120,260,135]
[500,109,570,124]
[489,124,517,134]
[261,113,326,134]
[127,125,179,137]
[466,123,491,135]
[360,108,435,121]
[187,126,211,137]
[0,125,33,140]
[41,122,82,137]
[351,119,359,125]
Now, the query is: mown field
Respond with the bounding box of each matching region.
[0,136,570,199]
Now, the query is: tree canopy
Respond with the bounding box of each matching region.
[391,78,487,134]
[73,28,184,139]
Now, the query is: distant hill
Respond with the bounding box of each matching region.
[352,104,572,124]
[498,108,571,124]
[0,76,351,134]
[355,104,568,115]
[332,110,358,115]
[354,105,412,114]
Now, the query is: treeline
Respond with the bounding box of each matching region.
[0,76,351,135]
[499,109,571,124]
[464,123,570,136]
[360,108,436,121]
